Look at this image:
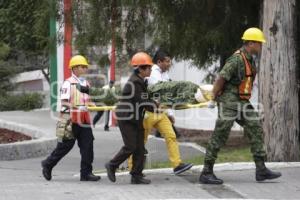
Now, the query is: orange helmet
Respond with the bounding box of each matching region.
[130,52,153,66]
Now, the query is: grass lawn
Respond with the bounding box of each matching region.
[148,145,253,169]
[93,145,253,173]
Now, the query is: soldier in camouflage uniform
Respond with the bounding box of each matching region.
[199,28,282,184]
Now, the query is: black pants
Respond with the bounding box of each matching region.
[42,123,94,177]
[109,120,145,176]
[93,111,110,127]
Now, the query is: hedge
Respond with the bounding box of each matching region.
[0,93,44,111]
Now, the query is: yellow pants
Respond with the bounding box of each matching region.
[128,111,182,169]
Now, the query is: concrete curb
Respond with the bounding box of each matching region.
[94,162,300,177]
[0,119,56,160]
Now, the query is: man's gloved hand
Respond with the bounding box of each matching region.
[78,106,88,111]
[76,83,90,94]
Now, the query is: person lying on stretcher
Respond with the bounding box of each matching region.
[89,81,214,109]
[147,81,214,108]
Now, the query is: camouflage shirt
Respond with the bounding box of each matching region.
[217,47,257,107]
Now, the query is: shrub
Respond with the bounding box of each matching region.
[0,93,44,111]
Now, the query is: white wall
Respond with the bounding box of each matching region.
[168,60,206,84]
[11,70,50,108]
[12,70,50,92]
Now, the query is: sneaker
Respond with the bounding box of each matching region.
[104,125,109,131]
[173,163,193,175]
[256,167,282,181]
[105,163,116,182]
[80,173,101,181]
[199,173,223,184]
[41,161,52,181]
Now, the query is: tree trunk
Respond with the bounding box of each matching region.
[259,0,300,161]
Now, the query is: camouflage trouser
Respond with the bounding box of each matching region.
[204,102,266,164]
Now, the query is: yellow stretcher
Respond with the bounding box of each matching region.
[170,101,210,110]
[87,105,116,111]
[87,84,213,112]
[87,101,210,111]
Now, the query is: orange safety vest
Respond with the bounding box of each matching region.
[235,50,255,100]
[66,76,91,124]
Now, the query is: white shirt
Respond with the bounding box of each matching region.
[102,84,115,92]
[148,64,171,85]
[60,74,88,100]
[148,64,174,116]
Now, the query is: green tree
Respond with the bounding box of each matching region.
[152,0,260,67]
[73,0,155,67]
[73,0,260,69]
[0,43,19,94]
[0,0,51,81]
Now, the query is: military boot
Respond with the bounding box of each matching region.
[199,162,223,184]
[256,167,282,181]
[255,160,282,181]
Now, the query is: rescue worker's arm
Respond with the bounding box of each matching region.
[133,82,158,112]
[76,84,90,94]
[212,76,226,100]
[213,54,240,100]
[61,99,70,112]
[60,80,71,112]
[148,69,161,85]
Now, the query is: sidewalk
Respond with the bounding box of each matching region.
[0,110,299,199]
[0,159,299,199]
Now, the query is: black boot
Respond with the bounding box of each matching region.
[41,160,52,181]
[131,175,151,184]
[199,173,224,184]
[80,173,101,181]
[105,163,116,182]
[255,160,282,181]
[256,167,282,181]
[199,162,223,184]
